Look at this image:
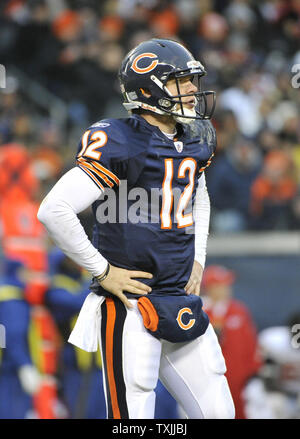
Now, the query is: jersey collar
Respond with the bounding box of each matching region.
[130,114,189,142]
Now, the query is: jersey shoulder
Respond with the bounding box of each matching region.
[84,118,131,152]
[88,118,129,138]
[185,119,217,154]
[76,118,132,191]
[76,117,148,191]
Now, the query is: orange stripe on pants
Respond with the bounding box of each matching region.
[105,298,121,419]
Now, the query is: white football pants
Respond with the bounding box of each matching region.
[98,297,235,419]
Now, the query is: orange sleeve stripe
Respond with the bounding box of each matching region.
[77,158,114,188]
[78,157,120,186]
[199,153,214,172]
[77,164,105,191]
[105,298,121,419]
[92,161,120,186]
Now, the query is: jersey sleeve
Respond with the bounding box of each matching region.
[76,121,128,191]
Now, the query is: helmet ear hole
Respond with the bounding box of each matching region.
[140,88,151,98]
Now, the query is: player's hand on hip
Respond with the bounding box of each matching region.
[184,260,203,296]
[97,264,153,309]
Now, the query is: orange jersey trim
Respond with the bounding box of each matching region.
[77,157,114,188]
[88,159,120,186]
[77,157,120,187]
[94,162,120,186]
[199,153,214,173]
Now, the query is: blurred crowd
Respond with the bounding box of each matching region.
[0,0,300,420]
[0,0,300,231]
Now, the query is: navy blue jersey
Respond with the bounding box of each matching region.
[76,114,216,296]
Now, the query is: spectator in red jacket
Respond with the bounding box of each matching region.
[202,265,262,419]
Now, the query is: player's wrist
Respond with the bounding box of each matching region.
[96,263,110,284]
[194,256,205,270]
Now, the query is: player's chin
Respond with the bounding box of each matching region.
[173,106,196,124]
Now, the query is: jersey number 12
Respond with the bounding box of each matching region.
[161,158,196,229]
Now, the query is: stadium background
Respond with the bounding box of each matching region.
[0,0,299,420]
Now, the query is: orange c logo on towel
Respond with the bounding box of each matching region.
[176,307,195,330]
[131,53,158,74]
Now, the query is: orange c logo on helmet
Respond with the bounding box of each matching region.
[131,52,158,74]
[176,307,195,330]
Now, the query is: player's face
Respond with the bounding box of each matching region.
[166,75,198,110]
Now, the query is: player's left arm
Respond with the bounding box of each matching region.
[185,172,210,296]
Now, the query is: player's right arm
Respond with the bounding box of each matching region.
[185,173,210,296]
[37,126,152,308]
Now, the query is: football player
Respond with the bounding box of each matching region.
[38,38,235,419]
